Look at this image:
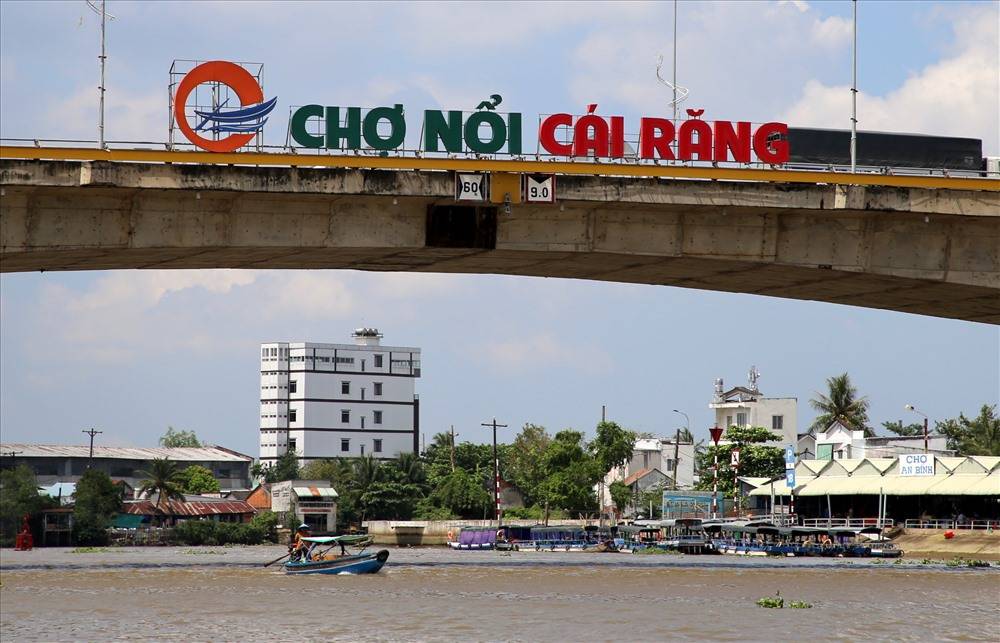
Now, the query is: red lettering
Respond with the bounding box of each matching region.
[539,113,573,156]
[639,118,675,160]
[609,116,625,158]
[713,121,751,163]
[678,119,713,161]
[753,122,789,164]
[573,114,610,157]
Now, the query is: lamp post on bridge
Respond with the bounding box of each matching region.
[709,426,724,519]
[671,409,689,491]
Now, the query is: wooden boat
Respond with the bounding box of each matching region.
[284,535,389,575]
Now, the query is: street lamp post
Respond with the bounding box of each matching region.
[482,418,508,527]
[671,410,689,491]
[709,426,724,519]
[904,404,929,453]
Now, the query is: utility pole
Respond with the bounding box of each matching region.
[82,428,103,465]
[3,449,23,467]
[481,418,508,527]
[449,425,458,472]
[672,410,689,491]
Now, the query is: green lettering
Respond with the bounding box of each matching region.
[423,110,463,153]
[363,104,406,151]
[290,104,324,149]
[325,106,362,149]
[507,112,522,155]
[465,111,506,154]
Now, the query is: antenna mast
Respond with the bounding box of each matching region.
[850,0,858,173]
[86,1,115,149]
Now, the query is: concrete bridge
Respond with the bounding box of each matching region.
[1,153,998,324]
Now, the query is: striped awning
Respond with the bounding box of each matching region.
[293,486,338,499]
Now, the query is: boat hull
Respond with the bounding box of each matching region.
[284,549,389,575]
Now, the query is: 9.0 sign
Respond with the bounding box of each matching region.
[525,174,556,203]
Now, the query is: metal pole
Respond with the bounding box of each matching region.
[923,417,929,453]
[672,0,678,126]
[671,410,688,491]
[450,424,456,472]
[851,0,859,162]
[482,418,507,527]
[99,0,107,149]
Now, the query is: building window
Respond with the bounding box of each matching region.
[288,438,297,453]
[374,382,383,396]
[374,354,383,368]
[341,438,350,452]
[726,415,733,427]
[772,415,784,431]
[373,410,383,424]
[289,380,297,394]
[341,381,350,395]
[341,410,350,423]
[289,409,297,423]
[665,458,675,472]
[736,412,747,427]
[373,439,382,453]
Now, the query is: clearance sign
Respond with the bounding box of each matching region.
[174,60,790,164]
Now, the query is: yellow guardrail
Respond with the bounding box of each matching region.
[2,145,998,192]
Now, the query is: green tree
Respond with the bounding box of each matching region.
[537,430,602,517]
[137,458,186,510]
[590,420,636,518]
[159,426,202,448]
[608,480,632,519]
[0,464,55,547]
[429,468,491,518]
[695,426,785,501]
[176,464,220,495]
[882,420,925,437]
[505,424,552,506]
[262,450,301,483]
[73,468,122,545]
[936,405,1000,456]
[809,373,872,435]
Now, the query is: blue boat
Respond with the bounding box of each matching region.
[283,535,389,575]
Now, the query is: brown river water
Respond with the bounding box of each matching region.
[2,546,998,641]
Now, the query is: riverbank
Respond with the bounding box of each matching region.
[3,545,998,571]
[895,528,1000,560]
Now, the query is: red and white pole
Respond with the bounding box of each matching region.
[709,426,724,519]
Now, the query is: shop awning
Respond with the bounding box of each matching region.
[293,486,338,499]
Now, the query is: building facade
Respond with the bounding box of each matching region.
[599,437,697,511]
[259,328,420,465]
[708,367,798,446]
[0,444,253,491]
[270,480,338,532]
[798,420,952,460]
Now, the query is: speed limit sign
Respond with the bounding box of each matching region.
[455,173,487,201]
[524,174,555,203]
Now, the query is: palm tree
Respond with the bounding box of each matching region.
[137,457,186,513]
[809,373,873,436]
[395,452,427,487]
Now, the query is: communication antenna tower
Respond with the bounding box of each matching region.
[656,0,689,124]
[86,0,116,149]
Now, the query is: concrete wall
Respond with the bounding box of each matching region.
[362,519,599,546]
[2,160,998,323]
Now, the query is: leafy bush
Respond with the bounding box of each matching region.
[788,601,813,609]
[174,519,266,546]
[757,596,784,609]
[250,511,280,542]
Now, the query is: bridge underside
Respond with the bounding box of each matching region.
[1,160,998,324]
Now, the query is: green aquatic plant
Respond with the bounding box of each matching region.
[945,558,963,567]
[756,592,784,609]
[893,558,903,565]
[788,601,813,609]
[634,547,681,555]
[70,546,105,553]
[965,559,990,568]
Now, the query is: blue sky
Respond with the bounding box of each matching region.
[1,1,998,456]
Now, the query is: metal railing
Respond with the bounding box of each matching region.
[904,519,998,530]
[802,517,894,528]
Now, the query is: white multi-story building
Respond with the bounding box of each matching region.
[259,328,420,465]
[598,437,697,511]
[708,367,798,446]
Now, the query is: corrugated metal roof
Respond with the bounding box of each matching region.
[0,443,252,462]
[123,498,255,516]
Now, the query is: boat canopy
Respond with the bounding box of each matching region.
[301,535,369,545]
[458,527,497,545]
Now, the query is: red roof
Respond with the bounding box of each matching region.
[623,468,655,486]
[124,499,255,517]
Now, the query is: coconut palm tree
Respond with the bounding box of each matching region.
[809,373,873,435]
[137,457,186,513]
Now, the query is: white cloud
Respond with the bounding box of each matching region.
[810,15,852,48]
[43,83,164,142]
[782,4,999,153]
[262,272,355,320]
[484,333,613,375]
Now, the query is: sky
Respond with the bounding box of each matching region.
[0,1,998,457]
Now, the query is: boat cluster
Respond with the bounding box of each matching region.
[446,519,902,558]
